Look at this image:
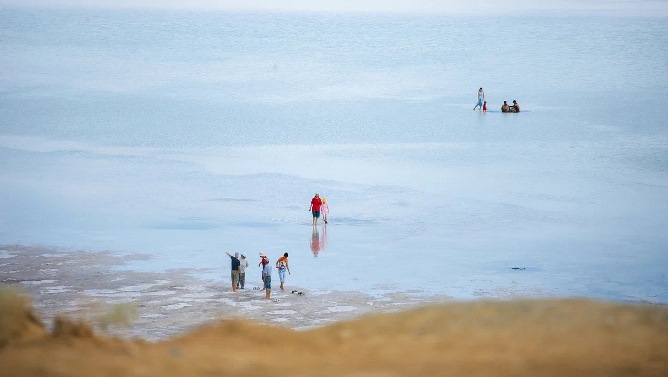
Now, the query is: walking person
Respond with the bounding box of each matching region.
[238,253,249,289]
[473,87,485,110]
[321,197,330,224]
[275,252,291,292]
[262,256,273,300]
[309,193,322,226]
[225,252,241,293]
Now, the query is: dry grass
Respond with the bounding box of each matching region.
[1,288,667,377]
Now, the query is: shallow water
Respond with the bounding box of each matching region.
[1,8,667,303]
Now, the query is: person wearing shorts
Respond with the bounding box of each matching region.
[225,251,241,293]
[275,253,291,292]
[309,193,322,226]
[262,258,273,300]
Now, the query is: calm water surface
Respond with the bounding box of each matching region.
[1,8,667,302]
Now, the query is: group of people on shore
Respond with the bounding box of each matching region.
[473,87,521,113]
[223,193,330,300]
[225,251,291,300]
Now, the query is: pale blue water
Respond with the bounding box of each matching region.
[1,8,667,303]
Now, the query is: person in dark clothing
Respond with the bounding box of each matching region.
[225,251,241,293]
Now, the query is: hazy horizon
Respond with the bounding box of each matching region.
[1,0,668,15]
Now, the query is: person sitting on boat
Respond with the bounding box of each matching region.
[501,101,510,113]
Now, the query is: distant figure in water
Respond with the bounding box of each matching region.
[309,193,322,226]
[321,197,329,224]
[501,101,510,113]
[473,87,485,110]
[510,100,521,112]
[482,101,487,112]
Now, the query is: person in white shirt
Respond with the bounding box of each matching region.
[473,87,485,110]
[238,254,249,289]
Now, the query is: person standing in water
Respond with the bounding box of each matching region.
[262,256,273,300]
[321,197,330,224]
[225,252,241,293]
[309,193,322,226]
[473,87,485,110]
[258,251,268,290]
[275,252,291,292]
[238,253,249,289]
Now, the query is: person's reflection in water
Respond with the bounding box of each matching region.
[320,224,327,252]
[310,226,321,257]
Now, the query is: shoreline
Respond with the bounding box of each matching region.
[2,244,665,342]
[1,244,449,341]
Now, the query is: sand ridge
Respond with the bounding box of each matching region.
[1,288,667,377]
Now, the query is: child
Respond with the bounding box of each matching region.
[321,197,329,224]
[482,101,487,112]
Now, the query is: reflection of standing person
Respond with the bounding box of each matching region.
[320,224,327,252]
[262,258,272,300]
[225,252,241,293]
[309,193,322,226]
[321,197,329,224]
[473,87,485,110]
[238,254,249,289]
[275,253,291,292]
[310,227,321,257]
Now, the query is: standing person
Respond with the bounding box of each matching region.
[238,253,249,289]
[262,256,273,300]
[275,252,291,292]
[258,251,269,290]
[309,193,322,226]
[321,197,330,224]
[482,101,487,112]
[225,252,241,293]
[473,87,485,110]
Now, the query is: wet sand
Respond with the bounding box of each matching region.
[0,245,445,341]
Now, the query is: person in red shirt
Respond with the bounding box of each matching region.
[309,193,322,226]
